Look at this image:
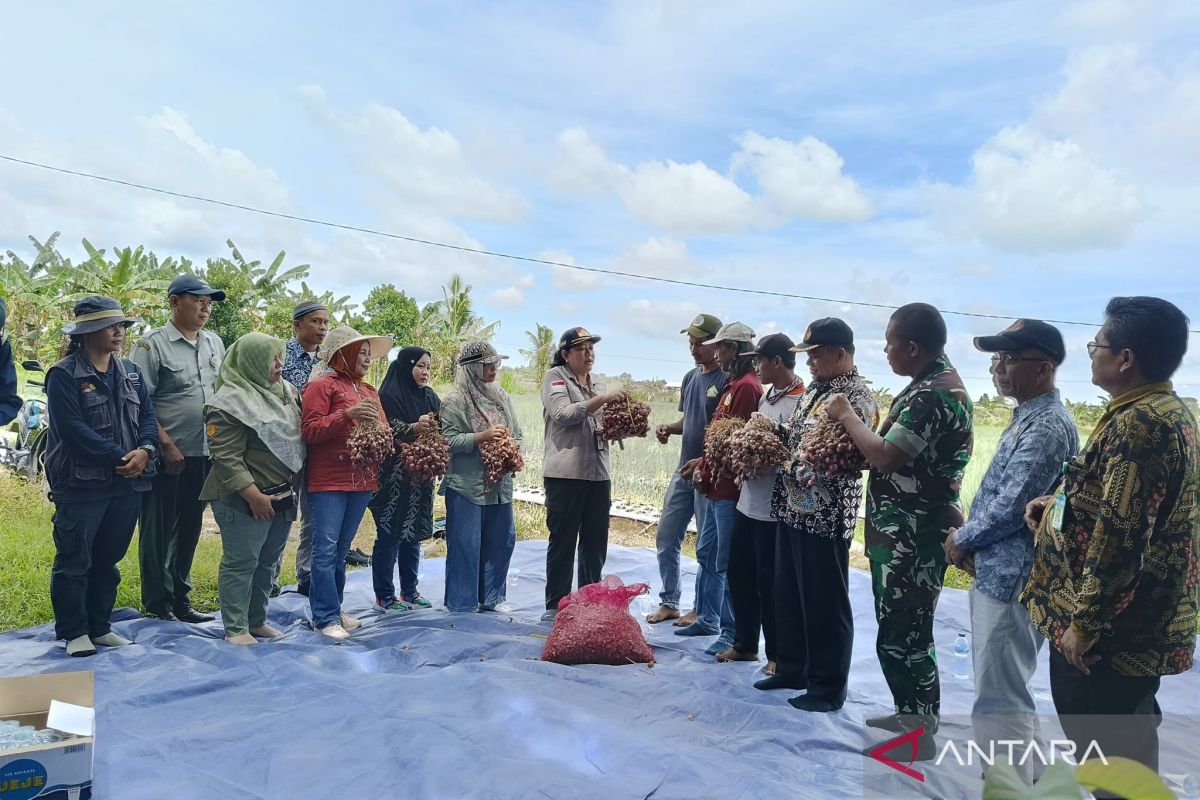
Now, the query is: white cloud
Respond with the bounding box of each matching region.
[932,125,1144,252]
[550,127,870,235]
[489,286,525,308]
[548,128,620,197]
[538,249,602,292]
[732,131,873,222]
[618,298,702,339]
[0,104,307,258]
[611,237,694,278]
[616,159,755,236]
[300,84,527,223]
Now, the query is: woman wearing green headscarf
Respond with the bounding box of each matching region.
[200,333,306,645]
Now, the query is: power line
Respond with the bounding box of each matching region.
[4,152,1200,335]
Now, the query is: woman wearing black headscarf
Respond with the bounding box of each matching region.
[369,346,440,612]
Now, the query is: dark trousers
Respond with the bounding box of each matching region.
[369,507,422,605]
[728,510,777,658]
[1049,649,1163,772]
[544,477,611,610]
[51,493,141,640]
[774,526,854,704]
[139,456,209,615]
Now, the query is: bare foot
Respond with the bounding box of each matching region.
[646,605,680,624]
[225,633,257,646]
[715,648,759,663]
[673,609,698,628]
[765,660,777,676]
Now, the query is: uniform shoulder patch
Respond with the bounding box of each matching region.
[206,422,218,439]
[136,340,151,350]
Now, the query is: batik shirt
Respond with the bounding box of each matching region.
[1021,383,1199,677]
[865,355,973,565]
[954,390,1079,603]
[772,367,878,540]
[282,337,320,394]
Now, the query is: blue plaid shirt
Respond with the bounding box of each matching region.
[282,337,319,394]
[954,390,1079,602]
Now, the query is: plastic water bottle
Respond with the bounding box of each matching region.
[953,633,971,680]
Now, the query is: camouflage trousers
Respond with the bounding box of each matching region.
[870,554,948,730]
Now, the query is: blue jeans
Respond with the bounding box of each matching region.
[693,498,736,639]
[655,471,709,609]
[444,489,516,612]
[368,507,422,605]
[308,490,372,629]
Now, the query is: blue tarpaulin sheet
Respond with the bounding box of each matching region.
[2,540,1198,799]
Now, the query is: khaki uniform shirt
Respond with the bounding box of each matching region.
[540,365,610,482]
[132,320,224,457]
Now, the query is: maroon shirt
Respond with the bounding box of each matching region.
[698,371,763,502]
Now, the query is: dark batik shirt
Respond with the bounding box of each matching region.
[1021,383,1199,677]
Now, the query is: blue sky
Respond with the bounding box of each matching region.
[2,1,1199,400]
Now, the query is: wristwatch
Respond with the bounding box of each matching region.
[138,443,157,458]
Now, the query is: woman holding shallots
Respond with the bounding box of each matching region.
[440,341,523,613]
[301,326,392,641]
[368,346,440,614]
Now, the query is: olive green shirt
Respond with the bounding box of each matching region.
[199,408,296,502]
[131,320,225,457]
[440,389,523,505]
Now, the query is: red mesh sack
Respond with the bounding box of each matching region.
[541,576,654,666]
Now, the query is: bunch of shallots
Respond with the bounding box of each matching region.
[727,414,790,482]
[480,429,524,485]
[799,411,867,479]
[701,417,746,482]
[398,426,451,484]
[348,419,395,468]
[601,395,652,441]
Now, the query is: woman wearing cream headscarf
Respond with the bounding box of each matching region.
[200,333,305,645]
[439,341,522,612]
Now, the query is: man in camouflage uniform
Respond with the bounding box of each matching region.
[827,302,973,758]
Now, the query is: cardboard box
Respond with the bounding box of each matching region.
[0,671,94,800]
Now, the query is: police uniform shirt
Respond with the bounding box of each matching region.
[132,320,224,457]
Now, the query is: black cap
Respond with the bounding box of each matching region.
[790,318,854,352]
[973,319,1066,365]
[558,326,602,349]
[748,333,795,359]
[60,296,140,336]
[168,274,227,301]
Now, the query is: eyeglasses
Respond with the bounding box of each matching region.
[1086,341,1120,358]
[989,354,1049,367]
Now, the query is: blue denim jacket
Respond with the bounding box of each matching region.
[954,390,1079,602]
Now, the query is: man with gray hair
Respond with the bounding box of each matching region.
[280,299,329,596]
[944,319,1078,785]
